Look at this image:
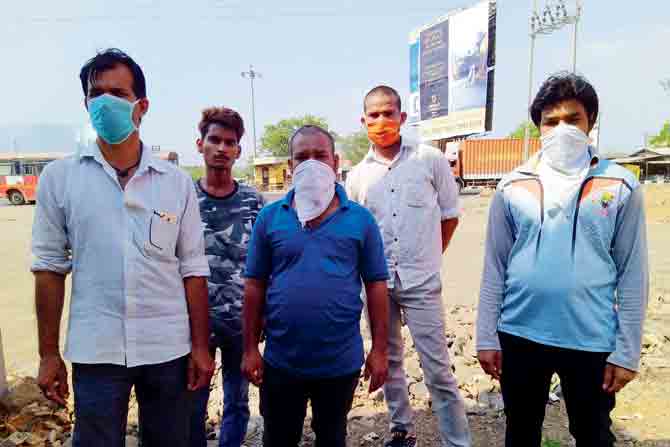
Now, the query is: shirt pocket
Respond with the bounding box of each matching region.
[403,181,429,208]
[144,210,180,259]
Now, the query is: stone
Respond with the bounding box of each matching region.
[2,432,30,447]
[0,377,47,413]
[361,432,380,444]
[463,397,487,415]
[405,356,423,381]
[410,382,430,401]
[481,391,504,411]
[369,388,385,403]
[348,406,377,421]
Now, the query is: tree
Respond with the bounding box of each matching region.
[260,115,329,157]
[509,121,540,139]
[649,121,670,148]
[337,129,370,165]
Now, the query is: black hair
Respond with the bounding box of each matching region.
[199,107,245,143]
[79,48,147,99]
[364,85,402,112]
[288,125,336,155]
[530,72,598,128]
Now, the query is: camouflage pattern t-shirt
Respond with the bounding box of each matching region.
[195,179,264,335]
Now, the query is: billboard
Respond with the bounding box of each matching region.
[409,1,496,141]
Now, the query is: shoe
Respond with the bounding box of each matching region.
[384,428,418,447]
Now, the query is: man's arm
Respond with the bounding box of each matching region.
[183,276,215,391]
[441,218,459,253]
[241,208,272,387]
[35,271,69,405]
[363,280,389,393]
[432,149,461,253]
[176,178,214,390]
[476,189,514,380]
[604,186,649,393]
[31,163,71,406]
[241,278,267,386]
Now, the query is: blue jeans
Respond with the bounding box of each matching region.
[72,355,191,447]
[190,329,250,447]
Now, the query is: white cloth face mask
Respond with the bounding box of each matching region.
[292,159,336,227]
[540,122,590,176]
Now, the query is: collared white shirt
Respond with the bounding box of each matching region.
[346,140,460,289]
[31,142,210,367]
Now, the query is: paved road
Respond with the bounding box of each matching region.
[0,199,9,207]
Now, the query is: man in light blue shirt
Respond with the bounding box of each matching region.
[477,73,648,447]
[31,48,214,447]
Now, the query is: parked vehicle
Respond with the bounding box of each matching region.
[441,138,541,190]
[0,153,66,205]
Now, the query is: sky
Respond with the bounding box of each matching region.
[1,0,669,165]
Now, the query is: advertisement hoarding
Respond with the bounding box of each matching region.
[408,1,496,141]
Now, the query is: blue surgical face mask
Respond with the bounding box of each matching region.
[87,94,140,145]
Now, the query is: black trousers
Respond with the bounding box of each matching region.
[499,332,616,447]
[260,362,360,447]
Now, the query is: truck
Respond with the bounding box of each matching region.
[438,138,541,190]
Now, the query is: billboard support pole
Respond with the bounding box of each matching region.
[523,0,538,162]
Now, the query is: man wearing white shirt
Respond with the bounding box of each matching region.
[346,86,471,447]
[31,48,214,447]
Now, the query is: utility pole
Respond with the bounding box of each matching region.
[523,0,538,162]
[523,0,583,161]
[241,65,262,158]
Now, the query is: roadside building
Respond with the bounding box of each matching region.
[252,156,290,192]
[608,147,670,183]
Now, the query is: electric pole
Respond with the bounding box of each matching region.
[241,65,262,158]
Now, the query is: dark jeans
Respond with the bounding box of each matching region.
[260,363,360,447]
[72,355,192,447]
[190,330,250,447]
[499,332,616,447]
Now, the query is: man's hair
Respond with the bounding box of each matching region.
[198,107,245,143]
[79,48,147,99]
[364,85,402,112]
[288,125,335,155]
[530,72,598,128]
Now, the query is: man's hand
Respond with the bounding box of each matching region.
[37,354,69,406]
[603,363,636,394]
[477,350,502,381]
[364,348,388,393]
[187,348,215,391]
[241,348,264,387]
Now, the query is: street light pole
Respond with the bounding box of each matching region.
[241,65,262,158]
[571,0,582,72]
[523,0,538,162]
[522,0,582,161]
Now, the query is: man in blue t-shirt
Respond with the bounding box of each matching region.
[242,125,390,447]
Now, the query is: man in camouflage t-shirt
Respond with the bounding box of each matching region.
[190,107,264,447]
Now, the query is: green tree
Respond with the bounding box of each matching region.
[182,166,204,181]
[260,115,329,157]
[509,121,540,139]
[649,121,670,148]
[337,129,370,165]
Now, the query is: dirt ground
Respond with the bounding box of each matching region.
[1,185,669,446]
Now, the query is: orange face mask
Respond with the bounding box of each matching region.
[366,119,401,148]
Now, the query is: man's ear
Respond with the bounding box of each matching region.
[334,152,340,176]
[235,145,242,159]
[400,111,408,126]
[196,138,204,154]
[360,116,367,128]
[134,98,150,126]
